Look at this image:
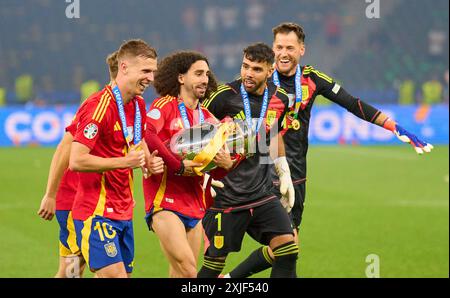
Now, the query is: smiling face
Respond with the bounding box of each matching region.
[240,56,273,95]
[178,60,210,100]
[118,55,157,98]
[273,31,305,77]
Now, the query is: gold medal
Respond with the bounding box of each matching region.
[291,119,300,130]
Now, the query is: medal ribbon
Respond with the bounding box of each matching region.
[272,64,302,120]
[112,86,141,147]
[178,100,205,129]
[240,83,269,134]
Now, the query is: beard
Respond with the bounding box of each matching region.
[193,84,207,100]
[276,57,298,75]
[243,78,265,94]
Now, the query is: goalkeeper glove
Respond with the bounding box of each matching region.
[383,119,434,154]
[274,156,295,213]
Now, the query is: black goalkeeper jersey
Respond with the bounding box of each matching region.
[203,79,289,209]
[270,65,381,184]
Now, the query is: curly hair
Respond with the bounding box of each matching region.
[153,51,218,99]
[243,43,275,65]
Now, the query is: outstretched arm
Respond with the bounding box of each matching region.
[314,68,433,155]
[328,90,433,154]
[375,113,433,154]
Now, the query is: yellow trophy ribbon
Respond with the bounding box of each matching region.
[192,122,234,176]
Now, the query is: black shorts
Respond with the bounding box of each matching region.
[202,199,294,258]
[291,183,306,229]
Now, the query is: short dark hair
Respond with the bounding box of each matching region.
[154,51,218,98]
[117,39,157,60]
[272,22,306,43]
[243,43,275,65]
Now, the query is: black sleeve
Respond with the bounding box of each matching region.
[202,84,233,120]
[311,68,382,123]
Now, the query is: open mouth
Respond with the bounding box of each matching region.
[279,58,291,67]
[139,82,149,90]
[243,79,256,89]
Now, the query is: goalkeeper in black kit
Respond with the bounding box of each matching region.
[198,43,298,278]
[222,22,433,278]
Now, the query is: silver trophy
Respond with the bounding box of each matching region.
[169,120,255,173]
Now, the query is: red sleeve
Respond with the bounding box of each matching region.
[145,120,182,173]
[209,167,229,180]
[73,99,106,150]
[145,99,182,173]
[65,116,78,136]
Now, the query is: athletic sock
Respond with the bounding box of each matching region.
[197,256,226,278]
[228,246,273,278]
[270,241,299,278]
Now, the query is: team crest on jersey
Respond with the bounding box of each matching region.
[266,110,277,127]
[104,242,118,257]
[214,235,224,249]
[301,86,309,102]
[83,123,98,139]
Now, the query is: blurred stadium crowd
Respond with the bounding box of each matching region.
[0,0,448,106]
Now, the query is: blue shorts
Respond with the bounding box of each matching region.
[145,208,201,231]
[55,210,81,257]
[74,215,134,273]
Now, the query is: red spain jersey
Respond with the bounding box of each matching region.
[72,85,146,221]
[55,111,81,211]
[143,96,218,219]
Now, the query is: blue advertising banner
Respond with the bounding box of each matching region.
[308,105,448,145]
[0,105,78,146]
[0,105,448,146]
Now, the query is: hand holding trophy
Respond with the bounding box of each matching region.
[169,119,255,176]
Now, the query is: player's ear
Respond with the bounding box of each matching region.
[178,73,184,85]
[300,43,306,57]
[119,60,128,75]
[267,63,275,77]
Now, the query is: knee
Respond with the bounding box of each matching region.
[272,241,299,262]
[177,257,198,278]
[270,234,295,249]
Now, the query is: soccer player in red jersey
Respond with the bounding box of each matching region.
[144,51,236,277]
[37,51,120,278]
[69,39,163,278]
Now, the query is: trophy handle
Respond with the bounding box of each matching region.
[192,122,234,176]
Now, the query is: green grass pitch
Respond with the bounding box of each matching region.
[0,145,448,277]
